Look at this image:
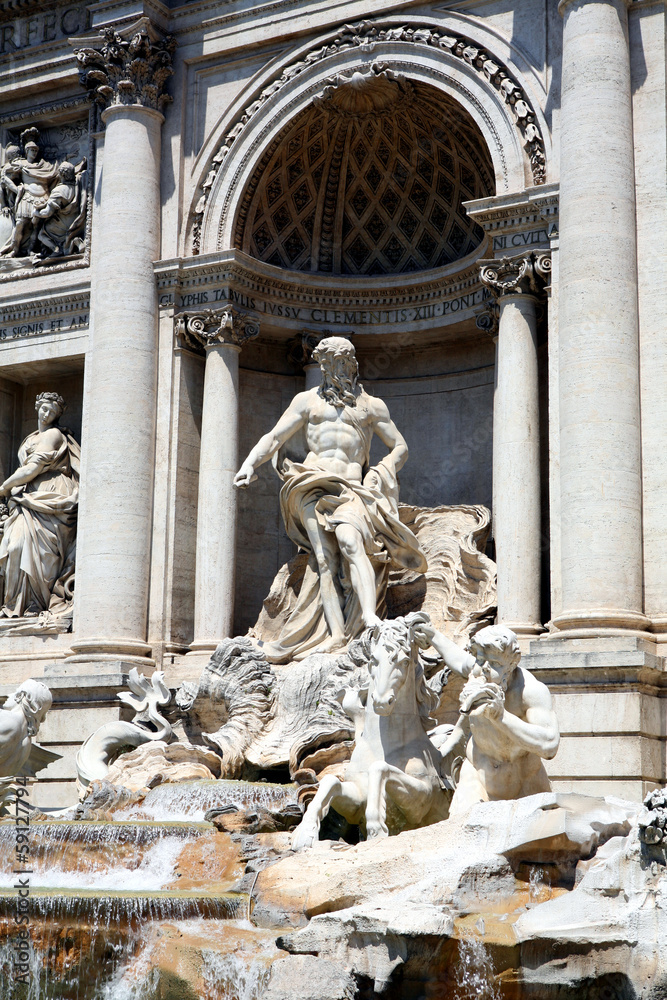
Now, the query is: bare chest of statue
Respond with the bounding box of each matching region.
[304,394,374,481]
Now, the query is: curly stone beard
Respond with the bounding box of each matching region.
[318,357,360,408]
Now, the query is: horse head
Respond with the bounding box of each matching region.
[368,612,431,716]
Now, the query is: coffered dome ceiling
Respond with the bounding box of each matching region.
[235,73,495,276]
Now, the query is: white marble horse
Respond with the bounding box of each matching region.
[292,612,451,849]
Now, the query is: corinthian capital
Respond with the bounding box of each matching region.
[479,251,551,299]
[286,329,329,370]
[175,307,260,353]
[73,17,175,113]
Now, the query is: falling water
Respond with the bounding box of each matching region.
[94,918,279,1000]
[528,865,548,904]
[117,780,296,822]
[201,949,272,1000]
[0,822,212,892]
[0,779,295,997]
[453,923,501,1000]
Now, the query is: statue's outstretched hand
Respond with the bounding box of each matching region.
[233,463,257,488]
[412,621,436,649]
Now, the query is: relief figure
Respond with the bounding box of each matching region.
[0,127,87,264]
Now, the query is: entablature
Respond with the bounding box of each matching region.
[156,247,494,338]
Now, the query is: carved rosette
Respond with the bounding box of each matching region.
[74,17,175,113]
[478,251,551,299]
[175,307,260,353]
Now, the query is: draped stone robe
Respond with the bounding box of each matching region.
[0,429,80,618]
[259,456,427,664]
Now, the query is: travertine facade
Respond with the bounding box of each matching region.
[0,0,664,806]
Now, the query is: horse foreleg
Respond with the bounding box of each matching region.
[292,775,341,851]
[365,761,390,839]
[292,775,365,851]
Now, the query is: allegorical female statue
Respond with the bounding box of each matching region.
[0,392,79,620]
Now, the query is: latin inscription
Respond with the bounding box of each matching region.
[0,314,88,340]
[0,6,86,55]
[162,287,492,325]
[492,224,557,253]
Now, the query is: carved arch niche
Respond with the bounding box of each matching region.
[193,18,547,261]
[235,74,494,276]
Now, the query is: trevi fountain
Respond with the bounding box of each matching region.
[1,1,667,998]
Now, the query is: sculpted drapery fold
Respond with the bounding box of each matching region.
[0,394,79,622]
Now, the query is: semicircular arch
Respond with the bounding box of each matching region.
[193,18,548,257]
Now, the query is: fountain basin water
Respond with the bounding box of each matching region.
[115,779,297,823]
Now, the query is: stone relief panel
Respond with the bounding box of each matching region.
[0,116,92,280]
[237,71,494,276]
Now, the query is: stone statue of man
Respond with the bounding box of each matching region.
[234,336,426,663]
[415,622,560,817]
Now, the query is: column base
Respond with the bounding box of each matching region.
[187,640,221,655]
[647,616,667,643]
[67,637,154,662]
[499,621,545,637]
[547,608,652,640]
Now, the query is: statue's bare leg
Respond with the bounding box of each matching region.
[335,523,381,628]
[6,219,29,257]
[302,499,346,646]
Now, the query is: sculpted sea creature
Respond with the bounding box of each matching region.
[292,612,450,849]
[75,669,172,792]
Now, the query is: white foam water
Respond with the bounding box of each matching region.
[96,918,277,1000]
[3,836,186,892]
[117,780,296,823]
[454,931,501,1000]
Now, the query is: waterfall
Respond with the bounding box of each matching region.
[453,922,501,1000]
[116,779,296,822]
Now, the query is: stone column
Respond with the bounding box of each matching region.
[555,0,645,633]
[68,20,175,660]
[176,308,260,653]
[479,252,550,635]
[288,330,326,389]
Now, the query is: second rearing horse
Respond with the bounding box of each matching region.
[292,612,452,849]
